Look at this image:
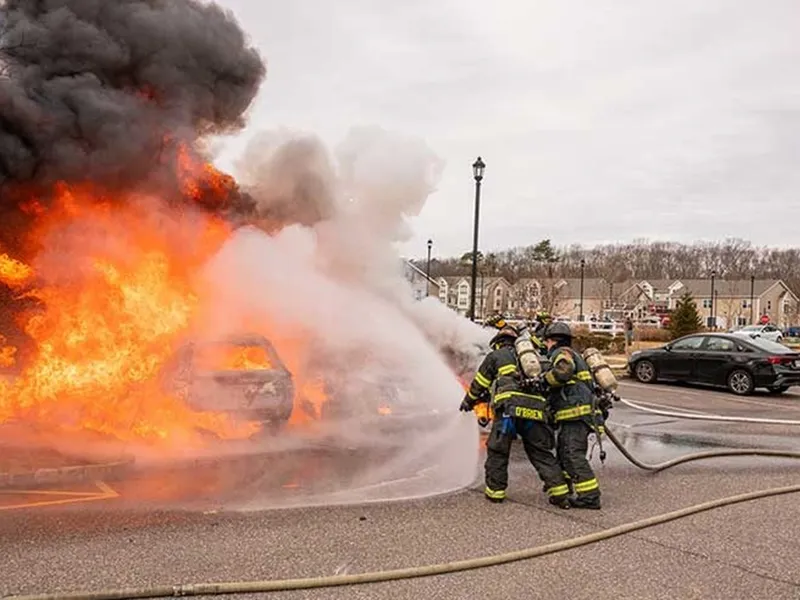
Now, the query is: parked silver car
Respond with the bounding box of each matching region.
[731,324,784,343]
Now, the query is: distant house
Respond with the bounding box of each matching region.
[435,275,512,320]
[548,278,614,321]
[671,279,798,329]
[623,278,799,328]
[508,278,542,317]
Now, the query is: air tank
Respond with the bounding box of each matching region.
[515,326,542,378]
[583,347,618,392]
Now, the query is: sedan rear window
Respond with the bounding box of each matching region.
[746,337,793,354]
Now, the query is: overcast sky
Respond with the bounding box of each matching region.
[213,0,800,259]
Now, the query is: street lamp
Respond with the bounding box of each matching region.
[750,275,755,324]
[710,270,716,329]
[426,239,433,296]
[579,258,586,322]
[469,156,485,322]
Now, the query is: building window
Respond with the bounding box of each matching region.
[741,300,750,308]
[767,300,772,310]
[737,316,747,327]
[702,299,712,308]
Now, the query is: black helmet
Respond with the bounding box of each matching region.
[543,321,572,341]
[490,325,518,347]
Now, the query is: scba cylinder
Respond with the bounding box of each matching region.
[515,330,542,378]
[583,347,618,392]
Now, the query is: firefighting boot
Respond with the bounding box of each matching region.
[569,497,601,510]
[548,496,570,509]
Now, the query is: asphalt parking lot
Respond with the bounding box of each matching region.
[2,380,799,600]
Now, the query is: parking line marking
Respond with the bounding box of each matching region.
[0,481,119,512]
[0,489,109,497]
[620,381,800,411]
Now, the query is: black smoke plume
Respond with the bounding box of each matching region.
[0,0,266,252]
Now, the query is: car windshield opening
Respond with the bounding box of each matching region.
[195,343,274,371]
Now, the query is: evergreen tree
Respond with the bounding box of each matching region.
[668,292,703,339]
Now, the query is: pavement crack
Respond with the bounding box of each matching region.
[506,498,799,589]
[625,533,800,589]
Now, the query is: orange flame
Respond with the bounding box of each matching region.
[0,335,16,368]
[0,180,259,445]
[195,344,273,371]
[0,253,34,288]
[176,143,236,205]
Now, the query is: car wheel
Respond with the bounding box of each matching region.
[633,360,657,384]
[768,385,790,395]
[727,369,754,396]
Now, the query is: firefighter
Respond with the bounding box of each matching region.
[540,321,603,509]
[527,311,552,356]
[531,310,552,338]
[460,325,570,508]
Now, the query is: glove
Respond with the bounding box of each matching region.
[459,396,476,412]
[598,392,615,420]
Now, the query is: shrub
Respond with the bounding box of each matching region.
[636,327,672,343]
[668,292,704,340]
[572,330,615,354]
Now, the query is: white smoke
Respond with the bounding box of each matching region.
[196,126,492,508]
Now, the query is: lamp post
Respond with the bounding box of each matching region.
[750,275,755,324]
[426,239,433,296]
[710,270,716,329]
[469,156,485,322]
[579,258,586,322]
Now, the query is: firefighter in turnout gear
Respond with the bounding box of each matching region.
[460,325,570,507]
[540,321,603,509]
[531,311,553,339]
[528,311,552,356]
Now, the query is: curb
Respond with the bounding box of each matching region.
[0,457,135,490]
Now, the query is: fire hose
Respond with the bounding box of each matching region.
[7,406,800,600]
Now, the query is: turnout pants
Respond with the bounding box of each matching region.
[557,420,601,504]
[484,417,569,501]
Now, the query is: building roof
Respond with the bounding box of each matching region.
[554,278,613,299]
[674,279,788,299]
[638,279,679,292]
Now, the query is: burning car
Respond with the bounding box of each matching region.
[159,334,295,435]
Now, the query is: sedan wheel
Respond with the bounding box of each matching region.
[634,360,657,384]
[727,369,754,396]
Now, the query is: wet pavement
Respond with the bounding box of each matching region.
[2,381,800,599]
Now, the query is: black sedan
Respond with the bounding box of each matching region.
[628,333,800,395]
